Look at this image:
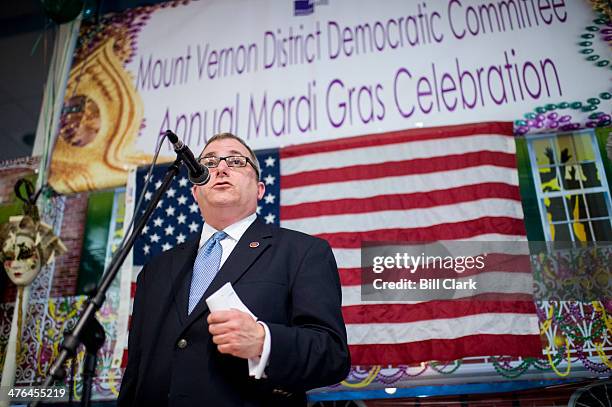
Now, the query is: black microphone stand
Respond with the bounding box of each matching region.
[79,316,105,407]
[33,158,184,406]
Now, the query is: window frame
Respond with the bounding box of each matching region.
[526,129,612,242]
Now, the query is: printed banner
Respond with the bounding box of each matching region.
[49,0,612,192]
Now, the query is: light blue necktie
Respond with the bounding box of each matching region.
[188,231,227,314]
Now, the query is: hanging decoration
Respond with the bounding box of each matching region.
[0,179,66,402]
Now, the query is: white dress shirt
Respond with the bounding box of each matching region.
[199,213,270,379]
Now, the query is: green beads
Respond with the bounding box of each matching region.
[580,19,611,69]
[545,103,557,111]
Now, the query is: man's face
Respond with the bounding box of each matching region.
[192,138,265,217]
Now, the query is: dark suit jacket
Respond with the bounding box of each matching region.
[118,218,350,407]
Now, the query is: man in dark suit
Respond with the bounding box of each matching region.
[118,133,350,406]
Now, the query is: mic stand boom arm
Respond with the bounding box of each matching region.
[34,158,184,406]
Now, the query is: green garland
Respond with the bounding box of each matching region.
[490,357,533,379]
[429,360,462,375]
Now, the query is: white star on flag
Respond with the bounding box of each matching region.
[264,174,275,185]
[153,217,164,227]
[166,188,176,197]
[265,156,276,167]
[162,242,172,251]
[142,225,149,235]
[165,225,175,236]
[256,205,262,215]
[156,199,164,208]
[189,203,199,213]
[155,180,162,189]
[150,233,160,243]
[145,191,152,201]
[177,195,188,205]
[176,233,186,244]
[264,193,276,204]
[177,213,186,224]
[264,213,276,224]
[165,206,176,217]
[143,244,150,254]
[188,221,199,233]
[178,177,188,187]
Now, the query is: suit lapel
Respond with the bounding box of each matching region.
[181,218,273,330]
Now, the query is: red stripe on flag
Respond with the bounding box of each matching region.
[281,183,521,220]
[349,333,543,365]
[339,268,362,286]
[121,349,129,369]
[342,301,537,324]
[318,217,527,248]
[281,122,513,158]
[131,282,137,298]
[282,151,517,189]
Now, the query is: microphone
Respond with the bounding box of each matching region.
[164,130,210,185]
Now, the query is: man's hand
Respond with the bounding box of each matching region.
[207,309,265,359]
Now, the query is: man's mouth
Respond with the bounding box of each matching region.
[213,181,232,188]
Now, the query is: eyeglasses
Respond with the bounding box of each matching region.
[198,155,259,178]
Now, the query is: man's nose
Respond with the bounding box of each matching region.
[216,159,230,174]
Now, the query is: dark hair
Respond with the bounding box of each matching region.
[202,133,260,180]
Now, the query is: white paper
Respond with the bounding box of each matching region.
[206,282,256,319]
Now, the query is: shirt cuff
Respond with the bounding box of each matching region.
[248,321,270,379]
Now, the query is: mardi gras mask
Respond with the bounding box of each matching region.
[0,216,66,287]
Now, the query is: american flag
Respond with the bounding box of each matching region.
[123,122,542,368]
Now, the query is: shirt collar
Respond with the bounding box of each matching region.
[199,213,257,249]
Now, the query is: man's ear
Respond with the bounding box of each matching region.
[257,182,265,200]
[191,185,198,201]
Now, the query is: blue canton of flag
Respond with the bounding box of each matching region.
[133,149,280,266]
[255,149,280,228]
